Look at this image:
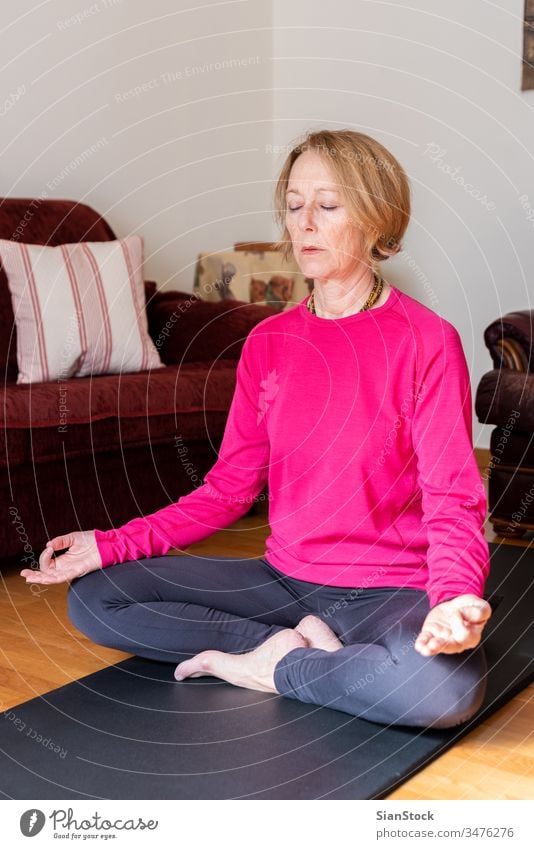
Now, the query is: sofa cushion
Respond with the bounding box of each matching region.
[0,359,238,466]
[0,234,163,383]
[148,293,279,364]
[0,198,117,383]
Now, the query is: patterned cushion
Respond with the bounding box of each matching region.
[0,235,164,384]
[193,249,313,312]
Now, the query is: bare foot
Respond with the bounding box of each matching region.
[295,614,343,652]
[173,628,308,693]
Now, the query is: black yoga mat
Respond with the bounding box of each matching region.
[1,542,533,800]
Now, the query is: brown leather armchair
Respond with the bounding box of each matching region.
[475,309,534,538]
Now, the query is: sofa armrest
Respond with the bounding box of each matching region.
[146,291,279,364]
[475,368,534,430]
[484,310,534,372]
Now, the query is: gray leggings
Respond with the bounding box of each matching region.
[67,554,488,729]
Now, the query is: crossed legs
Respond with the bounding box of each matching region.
[67,554,487,729]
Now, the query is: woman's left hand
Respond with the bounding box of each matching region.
[414,594,492,656]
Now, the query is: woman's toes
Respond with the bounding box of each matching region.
[295,614,343,652]
[268,627,308,658]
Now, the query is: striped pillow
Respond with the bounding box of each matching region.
[0,235,164,384]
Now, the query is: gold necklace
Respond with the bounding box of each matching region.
[307,269,384,316]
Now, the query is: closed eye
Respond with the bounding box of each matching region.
[288,205,338,212]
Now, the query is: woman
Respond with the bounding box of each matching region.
[21,129,492,729]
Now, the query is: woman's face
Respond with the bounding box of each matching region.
[285,150,367,281]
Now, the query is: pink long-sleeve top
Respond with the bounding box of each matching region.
[94,284,490,609]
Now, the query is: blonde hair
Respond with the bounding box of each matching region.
[273,129,411,269]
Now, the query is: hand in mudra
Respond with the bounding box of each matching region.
[414,594,492,656]
[20,531,102,585]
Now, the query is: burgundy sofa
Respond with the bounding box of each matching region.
[0,198,277,567]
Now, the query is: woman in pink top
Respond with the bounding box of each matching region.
[22,130,492,729]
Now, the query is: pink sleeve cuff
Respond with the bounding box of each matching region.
[94,528,120,569]
[427,582,487,609]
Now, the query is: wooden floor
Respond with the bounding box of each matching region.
[1,448,533,800]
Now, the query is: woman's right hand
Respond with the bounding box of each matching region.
[20,531,103,585]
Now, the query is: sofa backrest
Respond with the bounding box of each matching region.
[0,198,117,383]
[147,292,279,364]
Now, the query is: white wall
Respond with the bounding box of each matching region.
[271,0,534,448]
[2,0,532,447]
[1,0,274,290]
